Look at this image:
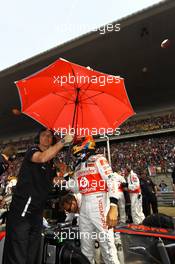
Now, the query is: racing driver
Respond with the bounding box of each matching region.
[63,136,121,264]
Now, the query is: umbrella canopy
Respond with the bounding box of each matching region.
[15,58,135,136]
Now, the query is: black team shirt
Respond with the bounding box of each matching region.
[11,146,56,215]
[140,177,156,196]
[0,154,9,176]
[172,167,175,185]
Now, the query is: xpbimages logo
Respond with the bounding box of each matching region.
[57,23,121,35]
[54,177,116,191]
[53,73,121,87]
[53,230,119,242]
[54,126,121,138]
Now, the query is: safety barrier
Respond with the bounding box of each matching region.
[157,192,175,207]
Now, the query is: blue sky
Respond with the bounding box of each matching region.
[0,0,163,70]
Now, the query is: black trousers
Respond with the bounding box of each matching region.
[142,194,158,217]
[3,208,42,264]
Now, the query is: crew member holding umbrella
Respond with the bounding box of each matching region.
[3,128,73,264]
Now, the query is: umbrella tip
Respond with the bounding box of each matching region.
[86,66,93,70]
[59,57,69,62]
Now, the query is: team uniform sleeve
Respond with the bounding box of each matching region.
[63,171,80,193]
[95,156,119,205]
[0,155,9,176]
[128,173,140,191]
[150,179,156,189]
[0,161,8,176]
[119,175,126,184]
[119,175,128,189]
[65,212,75,222]
[25,146,40,162]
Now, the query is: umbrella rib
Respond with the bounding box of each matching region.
[61,83,79,103]
[52,92,75,102]
[78,81,92,94]
[79,82,93,100]
[74,102,79,133]
[80,92,104,103]
[61,83,75,90]
[70,66,77,90]
[79,101,84,130]
[59,84,76,100]
[79,102,98,105]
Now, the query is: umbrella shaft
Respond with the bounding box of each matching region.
[72,88,80,129]
[66,88,80,165]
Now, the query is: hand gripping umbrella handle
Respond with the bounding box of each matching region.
[65,134,78,165]
[66,88,80,165]
[65,143,72,165]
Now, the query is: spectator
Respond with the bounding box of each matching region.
[159,180,168,192]
[0,145,17,177]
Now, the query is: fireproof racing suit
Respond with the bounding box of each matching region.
[65,154,120,264]
[113,173,126,224]
[127,170,145,224]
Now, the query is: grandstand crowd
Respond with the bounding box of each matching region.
[120,111,175,134]
[1,136,175,184]
[110,136,175,175]
[1,111,175,187]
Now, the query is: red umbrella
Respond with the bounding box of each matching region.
[15,58,135,137]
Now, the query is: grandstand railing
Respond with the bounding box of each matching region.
[157,192,175,207]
